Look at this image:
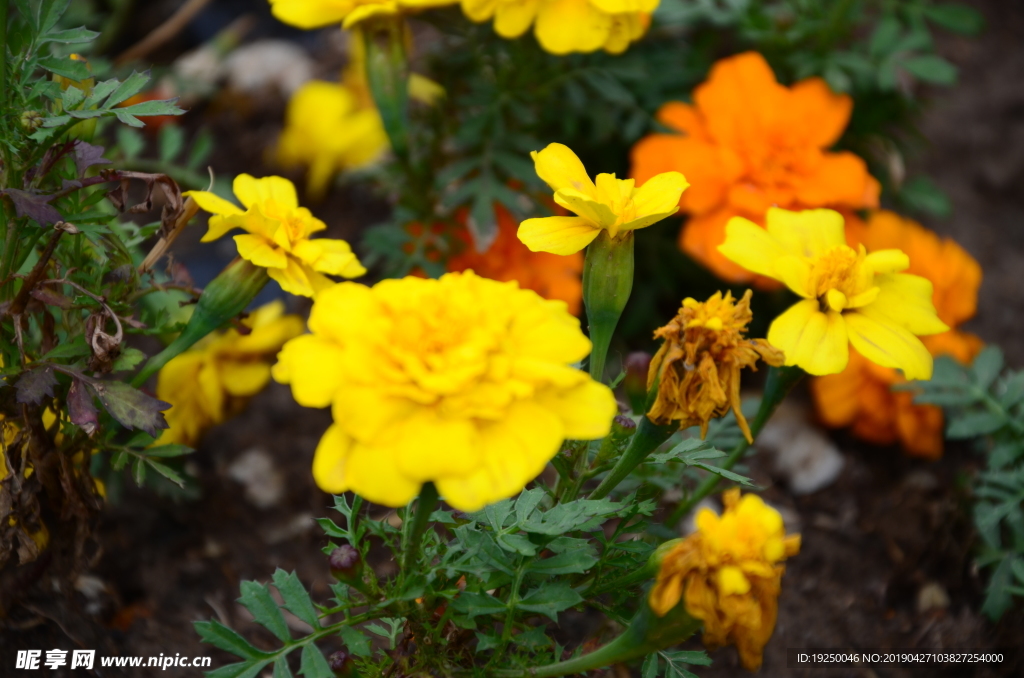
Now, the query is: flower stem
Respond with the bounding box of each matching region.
[667,365,804,527]
[583,230,634,382]
[361,19,410,164]
[588,415,675,500]
[401,481,439,575]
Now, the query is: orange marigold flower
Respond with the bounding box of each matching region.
[649,489,801,671]
[810,211,984,459]
[630,52,879,284]
[448,203,583,315]
[647,290,784,443]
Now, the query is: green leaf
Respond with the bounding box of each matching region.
[119,98,184,119]
[194,620,268,660]
[112,347,146,372]
[111,449,129,471]
[526,550,599,576]
[642,654,659,678]
[947,411,1005,439]
[971,347,1004,391]
[40,0,70,34]
[299,644,333,678]
[451,591,507,617]
[693,462,756,486]
[117,126,145,160]
[338,626,372,657]
[239,581,291,642]
[870,15,902,58]
[132,458,146,486]
[145,459,185,488]
[999,372,1024,409]
[43,26,100,44]
[272,570,320,629]
[144,444,194,458]
[475,632,501,653]
[159,123,187,162]
[925,3,984,35]
[899,176,952,218]
[517,583,582,620]
[981,557,1014,621]
[514,488,546,524]
[91,380,170,437]
[273,657,294,678]
[104,71,152,108]
[497,533,537,556]
[903,54,958,85]
[39,56,91,81]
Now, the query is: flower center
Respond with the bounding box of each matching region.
[807,245,869,311]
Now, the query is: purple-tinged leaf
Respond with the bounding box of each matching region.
[74,141,110,176]
[2,189,62,225]
[16,366,58,405]
[89,380,169,437]
[68,378,99,435]
[30,287,73,309]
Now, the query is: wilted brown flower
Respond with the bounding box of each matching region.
[647,290,784,442]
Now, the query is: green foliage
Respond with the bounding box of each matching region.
[905,347,1024,619]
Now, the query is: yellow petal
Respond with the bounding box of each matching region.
[343,440,422,507]
[233,174,299,211]
[518,216,601,255]
[185,190,243,217]
[341,3,398,29]
[272,334,347,407]
[772,254,813,298]
[718,566,751,595]
[717,217,789,281]
[863,249,910,275]
[767,300,849,375]
[219,361,272,397]
[234,234,288,269]
[765,207,846,258]
[494,0,538,37]
[293,238,367,278]
[534,379,616,440]
[553,187,617,228]
[269,0,351,29]
[268,257,316,297]
[629,171,688,219]
[535,0,611,54]
[394,412,481,481]
[531,143,596,194]
[845,310,934,380]
[867,273,949,336]
[312,424,355,494]
[461,0,499,21]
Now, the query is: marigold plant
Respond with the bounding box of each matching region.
[810,211,984,458]
[186,175,366,297]
[271,271,616,510]
[650,490,801,670]
[719,207,948,379]
[156,302,304,447]
[630,51,879,283]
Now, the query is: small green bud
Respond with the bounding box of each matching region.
[582,230,634,381]
[20,111,43,130]
[328,545,363,582]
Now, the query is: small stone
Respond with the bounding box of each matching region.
[917,581,950,613]
[224,40,315,96]
[759,402,844,495]
[227,448,284,509]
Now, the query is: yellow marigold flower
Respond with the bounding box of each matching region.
[272,271,617,510]
[461,0,655,55]
[185,175,366,298]
[156,301,304,447]
[649,489,801,671]
[269,0,457,30]
[648,291,784,443]
[276,81,389,200]
[518,143,688,255]
[718,207,948,379]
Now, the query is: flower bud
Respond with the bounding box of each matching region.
[329,545,363,582]
[595,415,638,463]
[623,352,652,414]
[328,650,354,676]
[582,230,634,381]
[20,110,43,131]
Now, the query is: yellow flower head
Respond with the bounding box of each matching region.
[461,0,656,55]
[649,489,801,671]
[186,175,366,298]
[268,0,457,29]
[276,80,389,200]
[647,290,784,443]
[518,143,688,255]
[718,208,948,379]
[156,301,305,447]
[272,271,617,510]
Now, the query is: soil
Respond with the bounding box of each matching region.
[3,0,1024,676]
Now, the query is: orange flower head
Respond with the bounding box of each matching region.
[811,211,984,459]
[649,489,801,670]
[630,52,879,283]
[647,290,784,442]
[448,204,583,315]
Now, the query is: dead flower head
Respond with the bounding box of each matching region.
[647,290,783,442]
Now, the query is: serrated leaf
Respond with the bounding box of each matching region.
[925,3,984,35]
[112,347,146,372]
[145,459,185,488]
[475,632,501,653]
[273,657,294,678]
[514,488,546,524]
[451,591,507,618]
[104,71,151,108]
[43,26,100,44]
[118,98,184,119]
[194,620,268,660]
[338,626,372,657]
[272,569,320,629]
[693,462,756,486]
[497,533,537,556]
[206,660,271,678]
[299,644,333,678]
[74,141,111,175]
[971,347,1004,391]
[2,188,62,225]
[38,55,91,81]
[16,366,58,405]
[516,583,582,620]
[947,411,1005,438]
[642,654,659,678]
[981,557,1014,621]
[145,444,194,458]
[91,380,170,437]
[526,550,598,576]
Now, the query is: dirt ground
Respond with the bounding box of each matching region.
[3,0,1024,676]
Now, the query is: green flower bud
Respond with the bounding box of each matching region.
[582,229,634,381]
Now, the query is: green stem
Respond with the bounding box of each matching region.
[401,481,439,575]
[583,230,634,382]
[588,415,675,501]
[361,19,410,163]
[667,365,805,527]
